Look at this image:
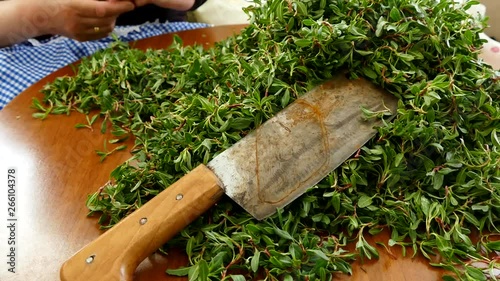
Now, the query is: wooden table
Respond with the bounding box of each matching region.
[0,25,446,281]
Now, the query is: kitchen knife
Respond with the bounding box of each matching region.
[60,74,398,281]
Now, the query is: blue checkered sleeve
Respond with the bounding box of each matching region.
[0,22,209,110]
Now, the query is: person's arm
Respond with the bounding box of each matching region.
[0,0,43,46]
[0,0,135,47]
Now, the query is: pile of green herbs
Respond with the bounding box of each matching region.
[35,0,500,280]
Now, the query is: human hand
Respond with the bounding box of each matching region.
[43,0,135,41]
[133,0,195,11]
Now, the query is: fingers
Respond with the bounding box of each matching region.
[79,16,117,30]
[76,0,135,18]
[133,0,150,7]
[70,23,115,42]
[64,16,117,42]
[64,0,134,42]
[77,25,115,41]
[58,0,136,42]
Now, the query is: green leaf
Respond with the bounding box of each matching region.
[355,50,373,56]
[486,241,500,251]
[472,204,489,212]
[465,266,487,281]
[101,118,108,133]
[115,145,127,151]
[389,7,402,21]
[433,173,444,190]
[86,114,98,126]
[251,250,260,272]
[362,67,378,79]
[462,212,480,227]
[230,275,246,281]
[295,1,307,15]
[32,112,47,120]
[198,259,209,281]
[397,53,415,61]
[308,249,329,261]
[302,19,315,26]
[187,264,199,281]
[376,17,388,37]
[421,196,431,217]
[75,123,87,129]
[492,129,500,147]
[294,39,313,48]
[274,227,294,240]
[166,267,190,276]
[31,98,46,111]
[358,195,373,208]
[331,193,341,214]
[394,153,404,167]
[289,243,302,260]
[130,180,142,192]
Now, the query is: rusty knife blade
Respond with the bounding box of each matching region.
[207,75,398,220]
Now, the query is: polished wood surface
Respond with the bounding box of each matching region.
[0,25,444,281]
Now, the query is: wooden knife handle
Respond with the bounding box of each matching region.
[60,164,224,281]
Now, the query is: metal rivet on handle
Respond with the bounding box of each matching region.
[86,255,95,264]
[139,218,148,225]
[176,194,183,200]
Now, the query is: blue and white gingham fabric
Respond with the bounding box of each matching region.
[0,22,209,110]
